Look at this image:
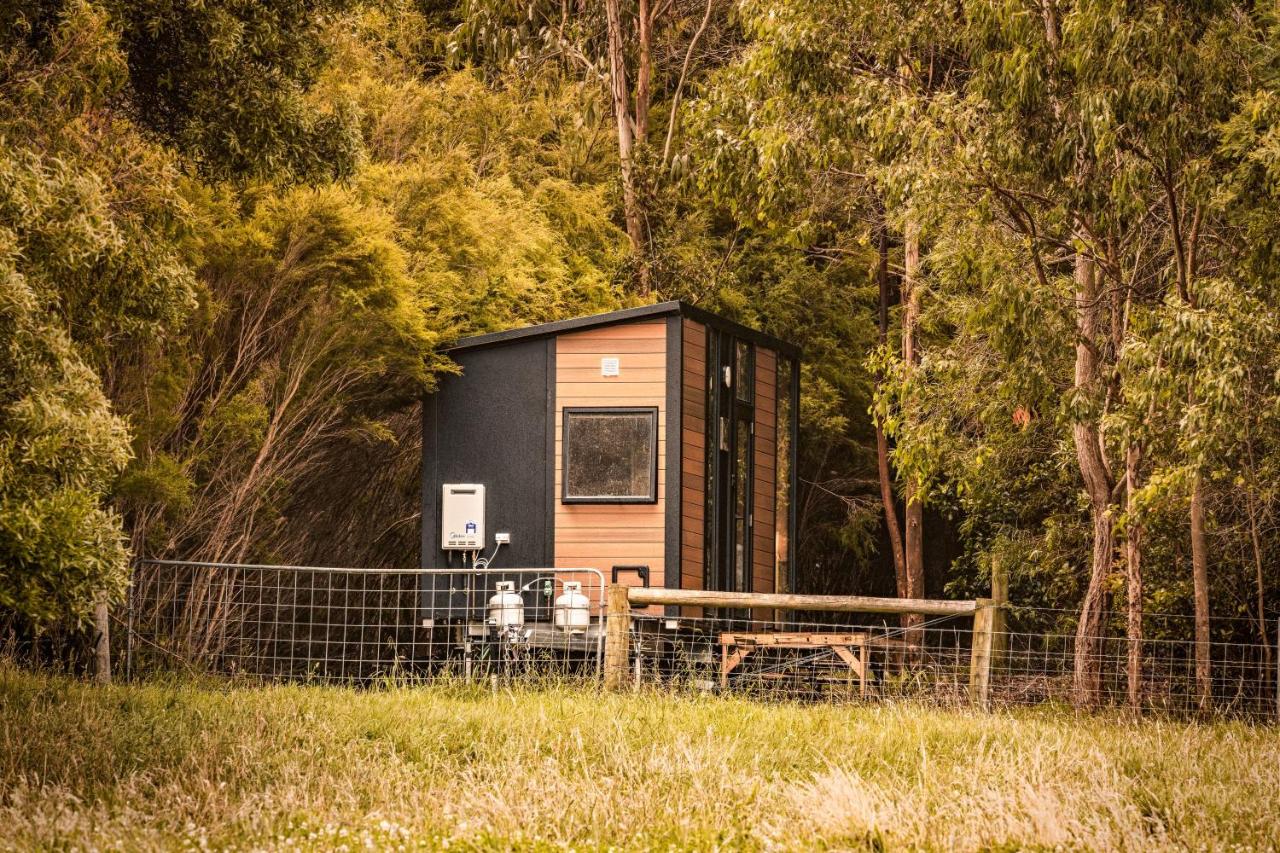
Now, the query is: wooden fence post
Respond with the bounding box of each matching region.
[93,598,111,685]
[968,598,994,710]
[990,558,1008,672]
[604,584,632,691]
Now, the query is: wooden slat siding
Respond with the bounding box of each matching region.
[680,319,706,615]
[753,349,778,611]
[557,367,667,383]
[555,320,667,614]
[558,352,666,368]
[558,338,668,354]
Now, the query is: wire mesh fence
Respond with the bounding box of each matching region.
[120,560,1280,719]
[126,560,606,684]
[626,611,972,704]
[621,611,1278,716]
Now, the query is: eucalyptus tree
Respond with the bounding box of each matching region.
[886,0,1270,706]
[450,0,737,292]
[690,0,970,621]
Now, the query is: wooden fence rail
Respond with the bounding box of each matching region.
[605,585,1002,708]
[624,587,979,617]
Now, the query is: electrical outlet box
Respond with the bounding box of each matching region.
[441,484,485,550]
[494,532,511,544]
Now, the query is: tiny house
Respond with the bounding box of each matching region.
[420,302,799,623]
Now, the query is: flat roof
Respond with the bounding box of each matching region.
[447,301,800,358]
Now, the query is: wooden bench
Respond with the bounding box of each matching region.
[719,632,873,695]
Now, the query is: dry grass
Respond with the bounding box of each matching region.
[1,666,1278,851]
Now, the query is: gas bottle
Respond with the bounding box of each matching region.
[487,581,524,628]
[554,581,591,633]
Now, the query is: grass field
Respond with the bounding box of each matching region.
[1,667,1278,851]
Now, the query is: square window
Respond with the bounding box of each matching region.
[562,408,658,503]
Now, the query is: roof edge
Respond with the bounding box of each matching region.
[447,301,800,358]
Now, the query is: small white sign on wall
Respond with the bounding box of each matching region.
[601,357,620,377]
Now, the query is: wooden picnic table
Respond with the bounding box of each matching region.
[719,631,874,695]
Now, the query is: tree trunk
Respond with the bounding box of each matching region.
[604,0,647,292]
[1124,440,1143,709]
[902,218,925,650]
[876,426,907,598]
[661,0,714,169]
[1190,476,1212,711]
[874,213,907,599]
[1247,490,1272,686]
[1071,253,1115,708]
[635,0,651,142]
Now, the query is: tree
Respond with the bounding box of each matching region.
[122,9,629,570]
[0,235,131,629]
[0,3,194,643]
[450,0,736,293]
[4,0,361,181]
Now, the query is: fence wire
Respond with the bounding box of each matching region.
[122,561,1280,719]
[624,612,1277,716]
[127,560,606,684]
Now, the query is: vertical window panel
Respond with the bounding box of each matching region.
[775,356,793,593]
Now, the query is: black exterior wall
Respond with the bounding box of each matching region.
[420,337,553,572]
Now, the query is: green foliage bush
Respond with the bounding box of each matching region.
[0,240,130,627]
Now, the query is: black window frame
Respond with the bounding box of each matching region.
[561,406,660,504]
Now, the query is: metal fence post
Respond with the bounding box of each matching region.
[968,598,994,710]
[604,583,632,691]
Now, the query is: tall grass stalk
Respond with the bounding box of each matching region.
[1,666,1277,850]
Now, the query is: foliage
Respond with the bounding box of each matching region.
[4,0,361,180]
[117,4,628,565]
[0,240,130,627]
[9,0,1280,661]
[120,183,438,562]
[0,3,194,627]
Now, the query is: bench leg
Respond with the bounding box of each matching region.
[720,646,753,688]
[832,645,868,697]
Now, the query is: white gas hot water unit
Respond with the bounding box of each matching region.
[441,483,485,550]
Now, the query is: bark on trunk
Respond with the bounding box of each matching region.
[1247,491,1272,685]
[902,219,925,649]
[636,0,651,142]
[1071,253,1115,708]
[876,426,907,598]
[604,0,647,292]
[1124,440,1143,709]
[874,214,907,598]
[1190,476,1212,711]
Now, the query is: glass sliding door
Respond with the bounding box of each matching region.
[774,355,794,594]
[706,329,754,597]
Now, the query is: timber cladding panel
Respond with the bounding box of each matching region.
[555,320,667,611]
[680,319,706,614]
[753,347,778,596]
